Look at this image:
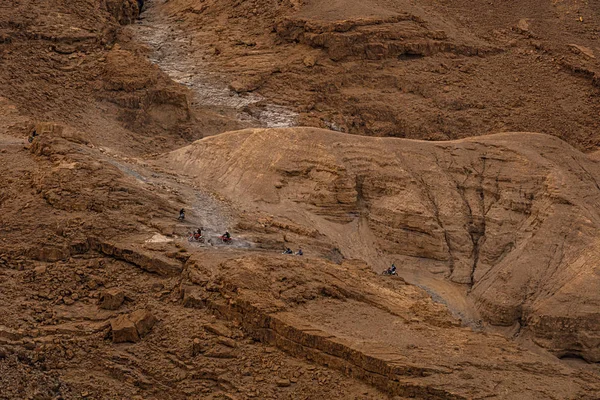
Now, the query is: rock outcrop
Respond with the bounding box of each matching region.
[180,254,600,399]
[102,0,141,25]
[100,46,193,133]
[276,13,497,62]
[167,127,600,361]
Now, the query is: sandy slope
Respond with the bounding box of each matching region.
[166,127,600,362]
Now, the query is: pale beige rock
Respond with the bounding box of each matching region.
[568,43,595,59]
[516,18,530,32]
[303,55,317,68]
[33,265,47,275]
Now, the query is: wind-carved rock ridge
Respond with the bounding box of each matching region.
[179,255,600,399]
[275,13,500,61]
[24,238,183,276]
[166,127,600,362]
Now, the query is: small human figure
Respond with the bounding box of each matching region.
[389,263,397,275]
[178,208,185,221]
[28,129,38,143]
[296,248,303,256]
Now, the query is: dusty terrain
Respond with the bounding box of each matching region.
[165,127,600,362]
[1,0,600,399]
[135,0,600,149]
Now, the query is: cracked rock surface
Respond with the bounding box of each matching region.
[166,127,600,362]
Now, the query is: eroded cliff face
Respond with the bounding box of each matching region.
[140,0,600,149]
[166,127,600,361]
[2,0,600,398]
[0,0,200,154]
[179,253,600,399]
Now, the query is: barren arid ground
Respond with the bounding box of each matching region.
[1,0,600,399]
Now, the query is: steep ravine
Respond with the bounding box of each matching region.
[128,0,298,130]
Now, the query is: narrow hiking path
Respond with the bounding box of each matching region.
[398,267,483,329]
[129,0,297,129]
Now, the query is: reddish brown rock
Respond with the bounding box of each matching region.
[110,310,157,343]
[192,338,204,356]
[98,288,125,310]
[129,309,157,337]
[111,315,139,343]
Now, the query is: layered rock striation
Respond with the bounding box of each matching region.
[167,127,600,361]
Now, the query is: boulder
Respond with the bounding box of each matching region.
[218,337,238,348]
[303,55,317,68]
[192,338,204,356]
[110,310,157,343]
[515,18,530,33]
[111,315,139,343]
[204,323,233,338]
[228,77,263,93]
[0,326,24,342]
[98,288,125,310]
[129,309,157,336]
[33,265,47,275]
[276,378,291,387]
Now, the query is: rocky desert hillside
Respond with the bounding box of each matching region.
[1,0,600,399]
[139,0,600,148]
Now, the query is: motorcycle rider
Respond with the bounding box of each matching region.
[28,128,38,143]
[389,263,397,275]
[178,208,185,221]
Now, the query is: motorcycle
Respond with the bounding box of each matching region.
[220,235,233,244]
[382,269,397,276]
[188,233,205,243]
[28,132,38,143]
